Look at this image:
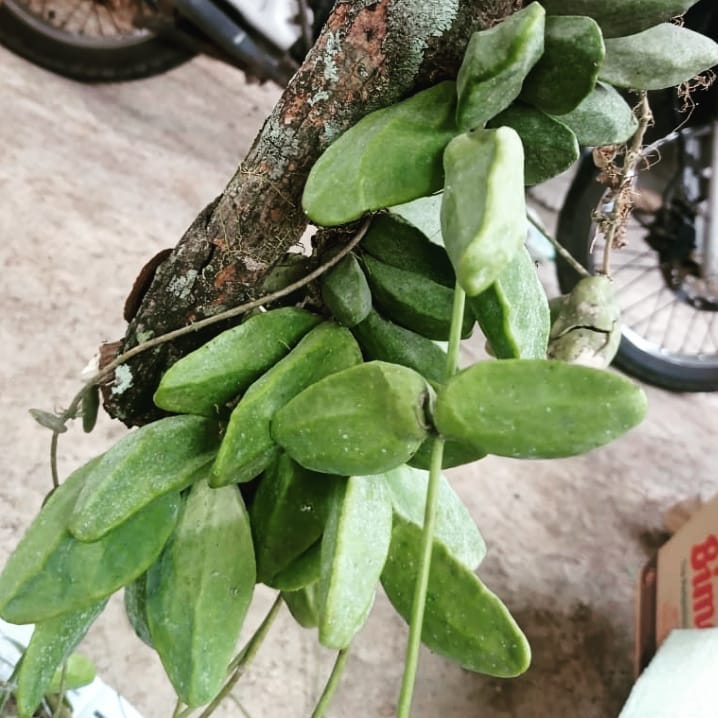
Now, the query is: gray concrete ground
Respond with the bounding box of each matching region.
[1,45,717,718]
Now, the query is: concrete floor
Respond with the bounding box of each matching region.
[1,45,717,718]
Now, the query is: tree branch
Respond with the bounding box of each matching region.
[104,0,521,426]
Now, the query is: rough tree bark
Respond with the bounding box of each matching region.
[104,0,522,426]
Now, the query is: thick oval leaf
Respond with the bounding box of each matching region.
[211,322,362,486]
[469,245,550,359]
[434,359,647,458]
[320,254,372,328]
[302,82,458,226]
[146,480,255,707]
[0,461,180,623]
[456,2,545,130]
[383,465,485,570]
[553,82,638,147]
[70,414,218,541]
[318,475,392,649]
[441,128,527,297]
[521,15,605,115]
[548,275,621,368]
[600,24,718,90]
[488,103,578,185]
[362,255,473,341]
[540,0,699,38]
[250,452,339,584]
[352,310,448,385]
[15,601,105,718]
[361,213,455,287]
[153,307,321,416]
[381,518,530,677]
[272,361,431,475]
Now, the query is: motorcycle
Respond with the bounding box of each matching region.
[0,0,333,84]
[2,0,717,391]
[555,0,718,392]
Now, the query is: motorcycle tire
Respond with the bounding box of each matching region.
[556,150,718,393]
[0,0,194,82]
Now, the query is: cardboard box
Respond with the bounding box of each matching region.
[634,493,718,676]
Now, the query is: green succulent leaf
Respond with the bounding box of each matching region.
[154,307,322,416]
[381,516,530,677]
[302,82,458,226]
[521,15,605,115]
[469,245,551,359]
[383,465,486,570]
[321,254,372,328]
[456,2,545,130]
[0,457,180,624]
[146,480,255,707]
[441,127,527,297]
[16,603,104,718]
[272,361,431,476]
[434,359,647,459]
[553,82,638,147]
[487,103,579,185]
[318,475,392,649]
[250,452,339,584]
[600,23,718,90]
[540,0,700,38]
[69,415,219,541]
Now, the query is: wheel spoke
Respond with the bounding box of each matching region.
[11,0,149,39]
[679,305,702,354]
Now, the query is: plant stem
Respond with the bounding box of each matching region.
[196,594,283,718]
[526,214,590,278]
[311,648,351,718]
[396,285,466,718]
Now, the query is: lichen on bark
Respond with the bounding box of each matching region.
[105,0,521,426]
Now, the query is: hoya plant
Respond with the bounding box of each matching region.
[2,1,716,717]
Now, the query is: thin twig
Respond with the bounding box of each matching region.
[196,594,284,718]
[526,213,590,278]
[599,92,653,275]
[46,219,371,490]
[49,432,60,488]
[311,648,351,718]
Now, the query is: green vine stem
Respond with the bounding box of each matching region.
[310,647,351,718]
[43,219,371,490]
[526,213,591,279]
[396,284,466,718]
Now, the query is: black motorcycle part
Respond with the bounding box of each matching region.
[0,0,194,82]
[172,0,297,84]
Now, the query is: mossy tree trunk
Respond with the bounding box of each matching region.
[104,0,521,426]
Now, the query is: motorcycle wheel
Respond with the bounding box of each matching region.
[556,130,718,393]
[0,0,193,82]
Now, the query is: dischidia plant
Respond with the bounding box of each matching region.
[2,1,717,716]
